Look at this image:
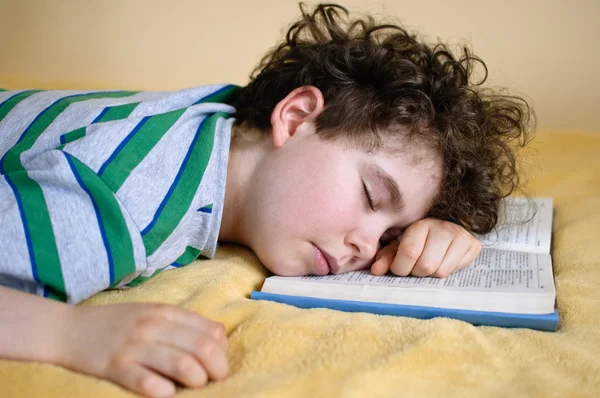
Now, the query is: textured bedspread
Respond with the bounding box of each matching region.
[1,131,599,397]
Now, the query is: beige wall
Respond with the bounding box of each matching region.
[0,0,598,132]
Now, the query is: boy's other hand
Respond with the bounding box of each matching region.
[60,303,229,398]
[370,218,481,278]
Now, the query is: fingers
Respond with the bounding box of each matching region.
[105,306,230,398]
[370,239,399,275]
[388,225,430,276]
[149,305,229,381]
[154,305,228,353]
[159,306,227,338]
[430,233,481,278]
[458,240,482,272]
[388,220,481,278]
[107,361,176,398]
[404,235,448,277]
[136,343,212,388]
[66,303,230,398]
[155,324,229,381]
[430,237,471,278]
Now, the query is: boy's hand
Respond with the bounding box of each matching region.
[61,303,229,398]
[370,218,481,278]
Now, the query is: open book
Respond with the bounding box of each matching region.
[251,197,558,332]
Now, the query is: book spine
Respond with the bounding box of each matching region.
[250,291,559,332]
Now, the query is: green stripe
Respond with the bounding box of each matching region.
[100,108,186,191]
[60,127,86,145]
[0,88,7,92]
[128,245,201,287]
[196,85,240,105]
[8,171,66,299]
[174,246,201,264]
[95,102,140,123]
[69,156,137,288]
[143,112,225,256]
[127,267,166,287]
[2,91,139,174]
[0,90,44,124]
[45,287,67,302]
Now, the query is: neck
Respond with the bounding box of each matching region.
[218,124,269,247]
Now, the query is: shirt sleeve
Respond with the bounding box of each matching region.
[0,148,147,304]
[0,85,237,303]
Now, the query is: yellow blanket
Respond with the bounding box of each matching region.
[1,131,599,397]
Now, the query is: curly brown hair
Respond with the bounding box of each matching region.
[232,3,535,234]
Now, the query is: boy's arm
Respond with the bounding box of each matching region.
[0,285,229,397]
[371,218,482,278]
[1,158,231,396]
[0,284,71,363]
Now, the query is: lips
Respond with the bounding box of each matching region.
[314,245,340,275]
[322,249,341,274]
[313,245,330,275]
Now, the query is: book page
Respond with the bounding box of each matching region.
[273,248,554,294]
[476,197,553,254]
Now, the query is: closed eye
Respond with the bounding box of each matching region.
[362,181,376,211]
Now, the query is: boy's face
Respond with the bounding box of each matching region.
[241,121,442,276]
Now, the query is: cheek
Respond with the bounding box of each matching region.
[253,142,361,239]
[280,168,359,234]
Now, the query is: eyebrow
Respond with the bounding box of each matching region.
[373,164,405,213]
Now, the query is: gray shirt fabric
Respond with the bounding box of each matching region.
[0,84,238,303]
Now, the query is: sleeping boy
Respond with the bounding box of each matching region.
[0,3,533,398]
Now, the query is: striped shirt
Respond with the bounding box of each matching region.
[0,84,239,303]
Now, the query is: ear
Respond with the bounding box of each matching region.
[270,86,325,148]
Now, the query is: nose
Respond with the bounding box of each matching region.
[344,227,380,262]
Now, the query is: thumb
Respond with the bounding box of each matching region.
[370,240,399,276]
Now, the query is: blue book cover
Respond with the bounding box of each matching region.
[250,291,559,332]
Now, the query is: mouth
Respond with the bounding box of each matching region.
[312,244,330,275]
[312,244,339,275]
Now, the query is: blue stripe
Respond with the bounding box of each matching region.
[11,94,83,146]
[0,92,103,174]
[192,85,234,105]
[91,107,110,124]
[4,174,39,282]
[97,116,150,176]
[198,206,212,214]
[141,116,208,235]
[170,262,184,268]
[0,91,26,108]
[64,153,115,284]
